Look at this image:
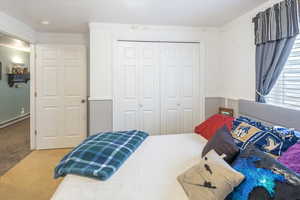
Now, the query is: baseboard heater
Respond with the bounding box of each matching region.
[0,113,30,129]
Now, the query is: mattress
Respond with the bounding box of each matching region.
[51,134,209,200]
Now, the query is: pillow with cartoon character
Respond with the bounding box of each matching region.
[231,119,298,158]
[177,150,244,200]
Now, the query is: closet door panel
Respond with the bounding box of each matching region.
[161,43,200,134]
[139,43,160,135]
[160,44,182,134]
[117,43,140,131]
[181,44,198,133]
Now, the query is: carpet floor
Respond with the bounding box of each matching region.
[0,148,71,200]
[0,119,31,176]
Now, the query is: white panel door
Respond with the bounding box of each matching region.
[115,42,140,131]
[160,44,182,134]
[160,43,200,134]
[114,42,160,134]
[138,43,160,135]
[36,45,87,149]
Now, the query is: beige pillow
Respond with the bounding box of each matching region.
[177,150,244,200]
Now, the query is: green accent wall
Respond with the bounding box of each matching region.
[0,46,30,124]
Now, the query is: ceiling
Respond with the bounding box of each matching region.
[0,0,268,33]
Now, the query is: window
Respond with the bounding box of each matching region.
[266,35,300,110]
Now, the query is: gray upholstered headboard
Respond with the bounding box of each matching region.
[239,99,300,131]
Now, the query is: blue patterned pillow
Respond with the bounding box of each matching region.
[295,131,300,138]
[232,117,299,157]
[232,125,298,158]
[232,116,270,131]
[227,145,300,200]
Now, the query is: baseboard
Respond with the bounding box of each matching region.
[0,113,30,129]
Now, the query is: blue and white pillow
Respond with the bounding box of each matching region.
[232,116,270,132]
[232,116,299,157]
[295,131,300,138]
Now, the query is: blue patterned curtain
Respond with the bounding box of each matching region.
[253,0,300,102]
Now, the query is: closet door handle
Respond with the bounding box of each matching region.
[139,104,143,107]
[177,103,181,106]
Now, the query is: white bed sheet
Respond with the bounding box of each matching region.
[51,134,208,200]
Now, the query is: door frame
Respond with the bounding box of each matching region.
[112,40,205,132]
[30,44,36,149]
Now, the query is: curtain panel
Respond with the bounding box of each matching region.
[254,0,300,102]
[255,37,296,102]
[253,0,300,45]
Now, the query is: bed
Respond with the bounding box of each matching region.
[51,134,209,200]
[52,100,300,200]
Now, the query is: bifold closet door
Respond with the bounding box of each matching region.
[114,42,160,134]
[160,43,201,134]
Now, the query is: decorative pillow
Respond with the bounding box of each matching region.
[231,122,297,157]
[273,126,295,134]
[202,125,239,163]
[233,116,270,131]
[227,145,300,200]
[272,126,299,142]
[178,150,244,200]
[295,130,300,138]
[278,142,300,174]
[194,114,234,140]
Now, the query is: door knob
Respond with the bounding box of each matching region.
[81,99,86,103]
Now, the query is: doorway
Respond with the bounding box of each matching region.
[0,33,31,175]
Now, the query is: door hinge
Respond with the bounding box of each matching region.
[35,130,37,136]
[34,92,37,97]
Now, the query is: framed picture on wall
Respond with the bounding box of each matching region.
[219,107,234,117]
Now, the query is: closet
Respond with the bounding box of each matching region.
[113,41,202,135]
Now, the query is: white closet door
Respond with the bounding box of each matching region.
[36,45,87,149]
[138,43,160,134]
[114,41,201,135]
[160,43,200,134]
[115,42,160,134]
[160,43,182,134]
[115,42,140,131]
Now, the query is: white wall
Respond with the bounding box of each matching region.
[36,32,88,45]
[0,12,36,43]
[89,23,221,100]
[219,0,283,100]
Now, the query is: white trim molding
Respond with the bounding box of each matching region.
[0,113,30,129]
[30,44,36,149]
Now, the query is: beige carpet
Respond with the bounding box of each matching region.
[0,148,71,200]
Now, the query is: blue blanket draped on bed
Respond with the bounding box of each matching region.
[54,130,149,181]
